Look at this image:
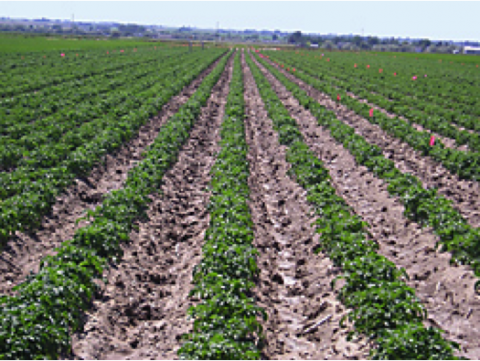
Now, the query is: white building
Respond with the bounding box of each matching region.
[463,46,480,55]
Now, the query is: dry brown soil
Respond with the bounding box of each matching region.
[242,52,370,359]
[71,55,234,360]
[3,50,479,360]
[0,56,224,296]
[250,52,480,359]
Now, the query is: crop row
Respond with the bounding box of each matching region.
[254,52,480,294]
[179,53,266,360]
[0,50,232,360]
[297,50,479,114]
[262,52,480,182]
[0,48,187,126]
[246,52,460,359]
[0,49,226,246]
[0,50,203,170]
[267,50,480,148]
[0,45,167,98]
[270,51,480,131]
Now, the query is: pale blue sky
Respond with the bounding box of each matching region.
[1,2,479,41]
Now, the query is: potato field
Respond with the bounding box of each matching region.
[0,43,479,360]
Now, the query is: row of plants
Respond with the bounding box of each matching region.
[0,49,226,247]
[0,47,187,127]
[0,49,204,170]
[0,42,153,75]
[291,50,480,115]
[253,52,480,294]
[246,52,460,360]
[0,44,167,98]
[271,50,480,136]
[178,53,266,360]
[262,52,480,182]
[268,50,480,131]
[0,50,233,360]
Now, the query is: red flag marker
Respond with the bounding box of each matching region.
[412,76,417,80]
[337,94,341,102]
[293,68,296,72]
[327,58,330,61]
[354,63,357,68]
[61,53,65,57]
[287,67,290,71]
[367,65,370,68]
[379,68,383,73]
[281,64,284,68]
[120,49,124,53]
[394,72,397,76]
[429,136,435,146]
[107,51,109,54]
[369,108,374,117]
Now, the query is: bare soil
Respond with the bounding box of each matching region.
[3,50,478,360]
[0,56,224,296]
[242,52,370,360]
[251,52,480,359]
[263,57,480,229]
[71,55,234,360]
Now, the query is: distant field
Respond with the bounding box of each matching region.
[0,33,158,53]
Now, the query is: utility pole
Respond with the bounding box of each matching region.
[216,21,219,46]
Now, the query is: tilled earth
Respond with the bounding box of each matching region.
[242,53,370,359]
[263,57,480,229]
[2,50,479,360]
[251,52,480,359]
[0,56,224,296]
[71,55,234,360]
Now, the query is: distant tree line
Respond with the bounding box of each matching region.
[0,20,473,52]
[287,31,463,53]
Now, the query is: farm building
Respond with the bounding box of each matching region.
[464,46,480,55]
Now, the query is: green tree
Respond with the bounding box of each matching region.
[288,31,302,44]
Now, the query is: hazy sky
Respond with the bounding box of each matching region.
[2,1,479,41]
